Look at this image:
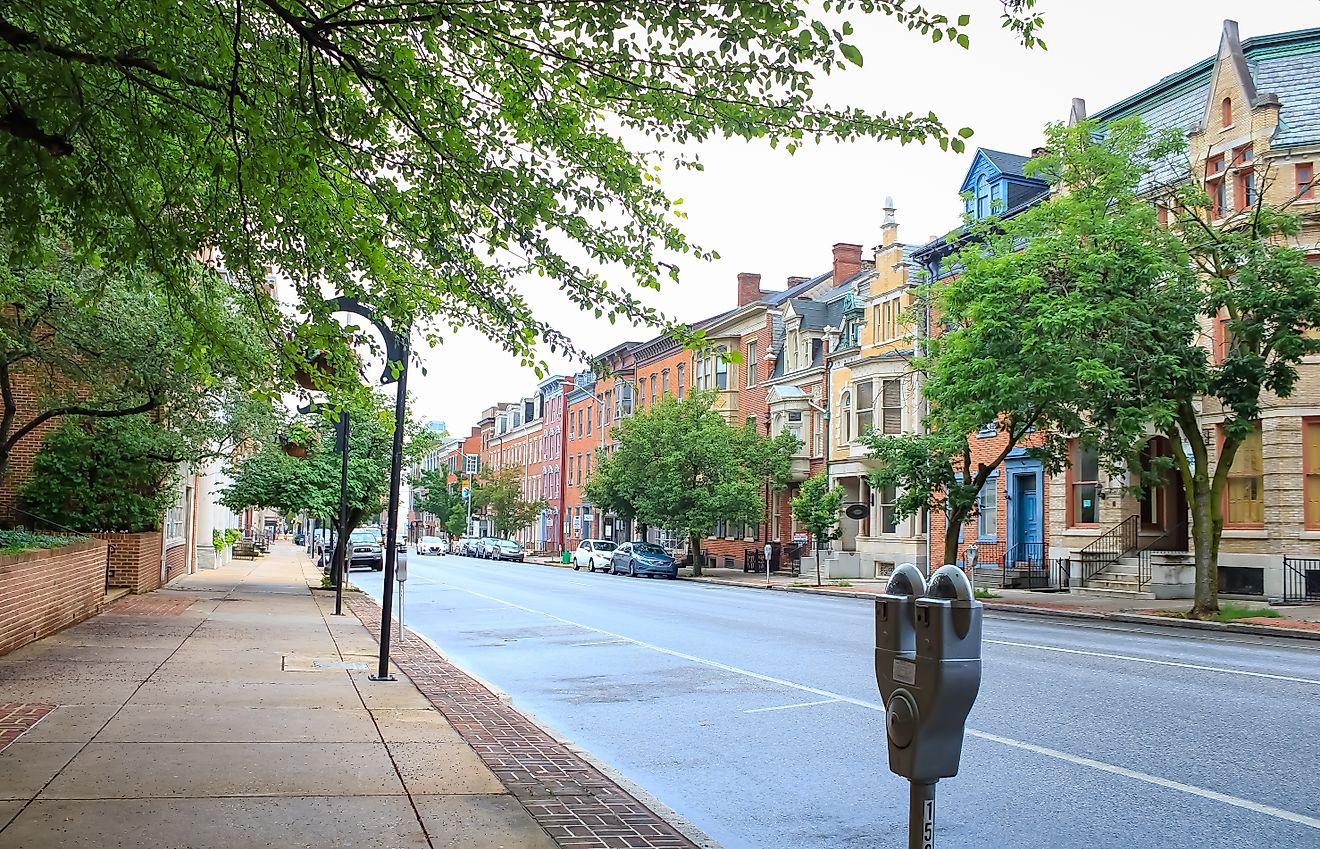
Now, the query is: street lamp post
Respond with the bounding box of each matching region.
[333,410,351,616]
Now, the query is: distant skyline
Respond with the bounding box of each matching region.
[403,4,1318,435]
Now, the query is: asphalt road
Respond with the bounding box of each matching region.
[355,554,1320,849]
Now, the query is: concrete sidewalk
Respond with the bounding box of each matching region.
[0,546,556,848]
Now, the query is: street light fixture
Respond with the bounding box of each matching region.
[297,296,409,682]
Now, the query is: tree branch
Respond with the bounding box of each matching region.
[3,395,162,454]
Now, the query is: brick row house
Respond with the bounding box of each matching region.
[441,21,1320,601]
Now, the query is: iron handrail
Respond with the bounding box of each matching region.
[1078,515,1139,587]
[1282,556,1320,603]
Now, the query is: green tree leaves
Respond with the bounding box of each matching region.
[470,466,547,539]
[585,392,796,575]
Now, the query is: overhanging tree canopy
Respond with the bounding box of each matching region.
[1,0,1044,369]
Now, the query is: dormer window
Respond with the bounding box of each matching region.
[976,175,992,218]
[1221,97,1232,128]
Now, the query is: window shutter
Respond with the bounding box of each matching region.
[882,379,902,434]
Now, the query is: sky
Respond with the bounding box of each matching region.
[405,2,1319,436]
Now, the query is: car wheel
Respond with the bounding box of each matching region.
[587,559,595,573]
[629,561,637,577]
[573,557,581,571]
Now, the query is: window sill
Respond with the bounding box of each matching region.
[1221,528,1268,538]
[1299,531,1320,539]
[976,536,998,544]
[1066,524,1101,531]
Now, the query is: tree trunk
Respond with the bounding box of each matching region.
[689,532,703,577]
[941,514,963,569]
[1189,475,1220,618]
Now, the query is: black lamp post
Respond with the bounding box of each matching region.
[298,297,409,677]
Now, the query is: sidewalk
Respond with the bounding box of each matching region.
[0,544,706,849]
[681,567,1320,638]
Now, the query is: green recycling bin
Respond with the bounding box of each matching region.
[561,551,571,565]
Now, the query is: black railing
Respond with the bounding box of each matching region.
[1282,557,1320,603]
[961,542,1005,571]
[1079,515,1139,587]
[1135,522,1189,591]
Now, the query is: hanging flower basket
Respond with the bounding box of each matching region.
[293,349,334,391]
[281,441,308,459]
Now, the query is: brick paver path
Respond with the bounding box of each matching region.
[0,703,54,753]
[347,595,699,849]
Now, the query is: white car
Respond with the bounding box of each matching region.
[417,535,446,555]
[572,539,618,572]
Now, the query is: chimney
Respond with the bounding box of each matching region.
[880,196,898,248]
[737,272,763,306]
[832,242,863,284]
[1030,146,1049,158]
[787,276,809,287]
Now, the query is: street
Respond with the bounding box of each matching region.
[355,554,1320,849]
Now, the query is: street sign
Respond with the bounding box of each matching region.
[462,486,471,501]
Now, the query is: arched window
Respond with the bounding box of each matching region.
[838,390,852,444]
[976,175,992,218]
[1221,97,1232,128]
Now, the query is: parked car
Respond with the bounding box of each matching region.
[572,539,617,572]
[347,527,384,571]
[395,534,407,553]
[456,536,480,556]
[488,539,525,562]
[609,541,677,578]
[417,535,446,555]
[477,537,502,558]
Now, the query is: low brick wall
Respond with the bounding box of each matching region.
[92,531,163,594]
[164,541,189,583]
[0,540,108,656]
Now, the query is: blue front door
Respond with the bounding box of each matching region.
[1013,473,1041,553]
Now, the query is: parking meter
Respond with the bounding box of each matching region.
[875,564,983,849]
[395,549,408,643]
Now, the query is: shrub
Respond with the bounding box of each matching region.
[0,529,86,555]
[18,417,180,533]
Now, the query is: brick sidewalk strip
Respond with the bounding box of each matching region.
[346,595,700,849]
[0,703,54,753]
[107,595,197,616]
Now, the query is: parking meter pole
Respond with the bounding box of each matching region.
[908,781,936,849]
[398,580,404,644]
[333,411,350,617]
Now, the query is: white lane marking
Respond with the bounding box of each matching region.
[457,586,1320,831]
[744,698,841,714]
[986,639,1320,686]
[968,729,1320,831]
[571,639,629,647]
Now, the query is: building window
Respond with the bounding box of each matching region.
[746,341,758,386]
[976,174,991,218]
[1068,441,1101,526]
[976,478,998,541]
[586,404,593,434]
[165,491,187,542]
[1298,163,1315,200]
[715,351,728,390]
[1306,419,1320,529]
[677,363,686,399]
[875,299,901,342]
[879,484,897,534]
[650,374,657,405]
[1206,154,1226,218]
[662,369,670,396]
[1221,96,1232,128]
[838,390,852,444]
[1234,146,1256,211]
[1223,423,1264,527]
[880,379,902,435]
[855,380,874,438]
[1214,308,1233,363]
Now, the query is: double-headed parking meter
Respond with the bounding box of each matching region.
[875,563,983,849]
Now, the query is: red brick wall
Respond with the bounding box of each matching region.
[93,531,164,594]
[0,368,68,525]
[164,541,189,583]
[0,540,108,656]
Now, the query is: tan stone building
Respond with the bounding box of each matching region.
[1050,21,1320,600]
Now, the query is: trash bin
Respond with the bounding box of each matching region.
[561,551,571,565]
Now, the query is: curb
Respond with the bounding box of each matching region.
[679,576,1320,643]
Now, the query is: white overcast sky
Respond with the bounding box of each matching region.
[406,2,1319,435]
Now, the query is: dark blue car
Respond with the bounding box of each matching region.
[609,542,678,579]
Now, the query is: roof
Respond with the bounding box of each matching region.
[980,149,1034,179]
[1091,24,1320,148]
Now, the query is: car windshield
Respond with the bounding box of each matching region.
[499,540,520,548]
[633,543,667,555]
[422,537,441,543]
[350,532,377,543]
[592,541,617,551]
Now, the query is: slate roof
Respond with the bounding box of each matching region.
[980,149,1033,179]
[1091,25,1320,150]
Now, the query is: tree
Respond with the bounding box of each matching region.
[585,392,796,576]
[865,119,1196,567]
[17,416,182,532]
[0,0,1044,369]
[220,395,431,542]
[0,244,277,490]
[444,509,467,540]
[1090,142,1320,617]
[470,466,547,540]
[790,472,844,586]
[410,468,455,528]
